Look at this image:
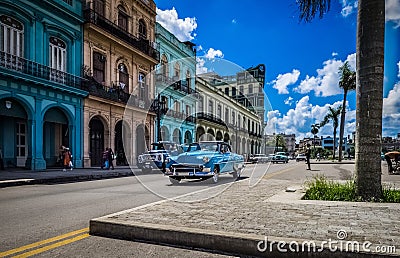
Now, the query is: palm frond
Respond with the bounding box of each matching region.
[297,0,331,22]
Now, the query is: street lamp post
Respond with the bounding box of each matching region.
[155,94,165,142]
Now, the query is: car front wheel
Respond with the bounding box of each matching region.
[169,177,181,185]
[210,166,219,184]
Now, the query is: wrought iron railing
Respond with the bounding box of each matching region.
[0,51,83,89]
[83,9,160,61]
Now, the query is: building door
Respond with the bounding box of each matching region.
[114,120,127,166]
[89,117,104,166]
[16,121,27,167]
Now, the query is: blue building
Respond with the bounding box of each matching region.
[154,22,196,144]
[0,0,87,170]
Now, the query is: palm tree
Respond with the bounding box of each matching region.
[338,61,356,162]
[320,106,341,160]
[311,123,320,151]
[296,0,384,200]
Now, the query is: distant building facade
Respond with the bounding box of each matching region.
[195,75,262,155]
[0,0,87,170]
[154,22,196,144]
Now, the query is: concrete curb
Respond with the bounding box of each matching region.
[0,170,134,188]
[89,219,391,257]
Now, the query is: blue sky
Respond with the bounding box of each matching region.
[154,0,400,141]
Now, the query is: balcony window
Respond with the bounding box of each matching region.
[94,0,105,16]
[248,84,253,94]
[0,15,24,57]
[93,52,105,83]
[232,87,236,97]
[225,87,229,96]
[118,5,128,31]
[138,19,147,39]
[225,108,229,122]
[217,105,222,118]
[186,70,191,90]
[118,63,129,93]
[161,54,168,78]
[49,37,67,72]
[173,62,180,80]
[208,100,214,114]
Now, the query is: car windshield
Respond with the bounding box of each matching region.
[199,142,219,151]
[152,142,182,153]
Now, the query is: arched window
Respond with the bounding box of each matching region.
[118,63,129,93]
[173,62,180,80]
[49,37,67,72]
[138,19,147,39]
[118,5,128,31]
[0,15,24,57]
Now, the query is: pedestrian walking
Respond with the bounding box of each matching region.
[107,147,115,170]
[305,144,311,170]
[316,153,320,161]
[62,147,72,172]
[101,148,109,169]
[384,151,400,174]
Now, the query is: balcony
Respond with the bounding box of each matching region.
[83,77,152,110]
[172,80,193,94]
[0,51,84,90]
[197,112,227,128]
[83,9,160,62]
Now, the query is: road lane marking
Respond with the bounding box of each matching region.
[11,233,89,258]
[0,228,89,257]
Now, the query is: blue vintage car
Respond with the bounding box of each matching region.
[164,141,245,184]
[137,141,183,173]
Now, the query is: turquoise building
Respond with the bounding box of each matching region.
[155,22,197,144]
[0,0,87,170]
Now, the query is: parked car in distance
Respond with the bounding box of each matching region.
[165,141,245,184]
[248,153,269,163]
[271,153,289,163]
[137,141,183,173]
[296,154,307,162]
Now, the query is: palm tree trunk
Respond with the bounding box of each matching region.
[338,90,347,162]
[333,127,336,160]
[355,0,384,200]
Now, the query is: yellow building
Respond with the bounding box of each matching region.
[82,0,159,167]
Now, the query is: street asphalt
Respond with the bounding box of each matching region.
[2,161,400,257]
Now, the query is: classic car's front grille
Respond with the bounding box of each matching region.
[175,155,202,164]
[171,164,203,173]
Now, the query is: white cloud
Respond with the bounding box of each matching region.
[204,48,224,59]
[156,8,197,41]
[397,61,400,77]
[196,48,225,74]
[284,96,294,106]
[340,0,358,17]
[386,0,400,28]
[339,0,400,27]
[232,19,237,24]
[383,81,400,137]
[271,69,300,94]
[196,56,208,74]
[332,52,339,57]
[294,53,356,97]
[265,96,355,142]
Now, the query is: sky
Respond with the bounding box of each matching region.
[154,0,400,142]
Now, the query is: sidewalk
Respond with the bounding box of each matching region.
[0,166,136,188]
[90,166,400,257]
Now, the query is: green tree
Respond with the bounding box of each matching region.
[311,123,320,151]
[275,134,287,152]
[320,106,342,160]
[296,0,384,200]
[338,61,356,162]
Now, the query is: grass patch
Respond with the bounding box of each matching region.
[302,175,400,203]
